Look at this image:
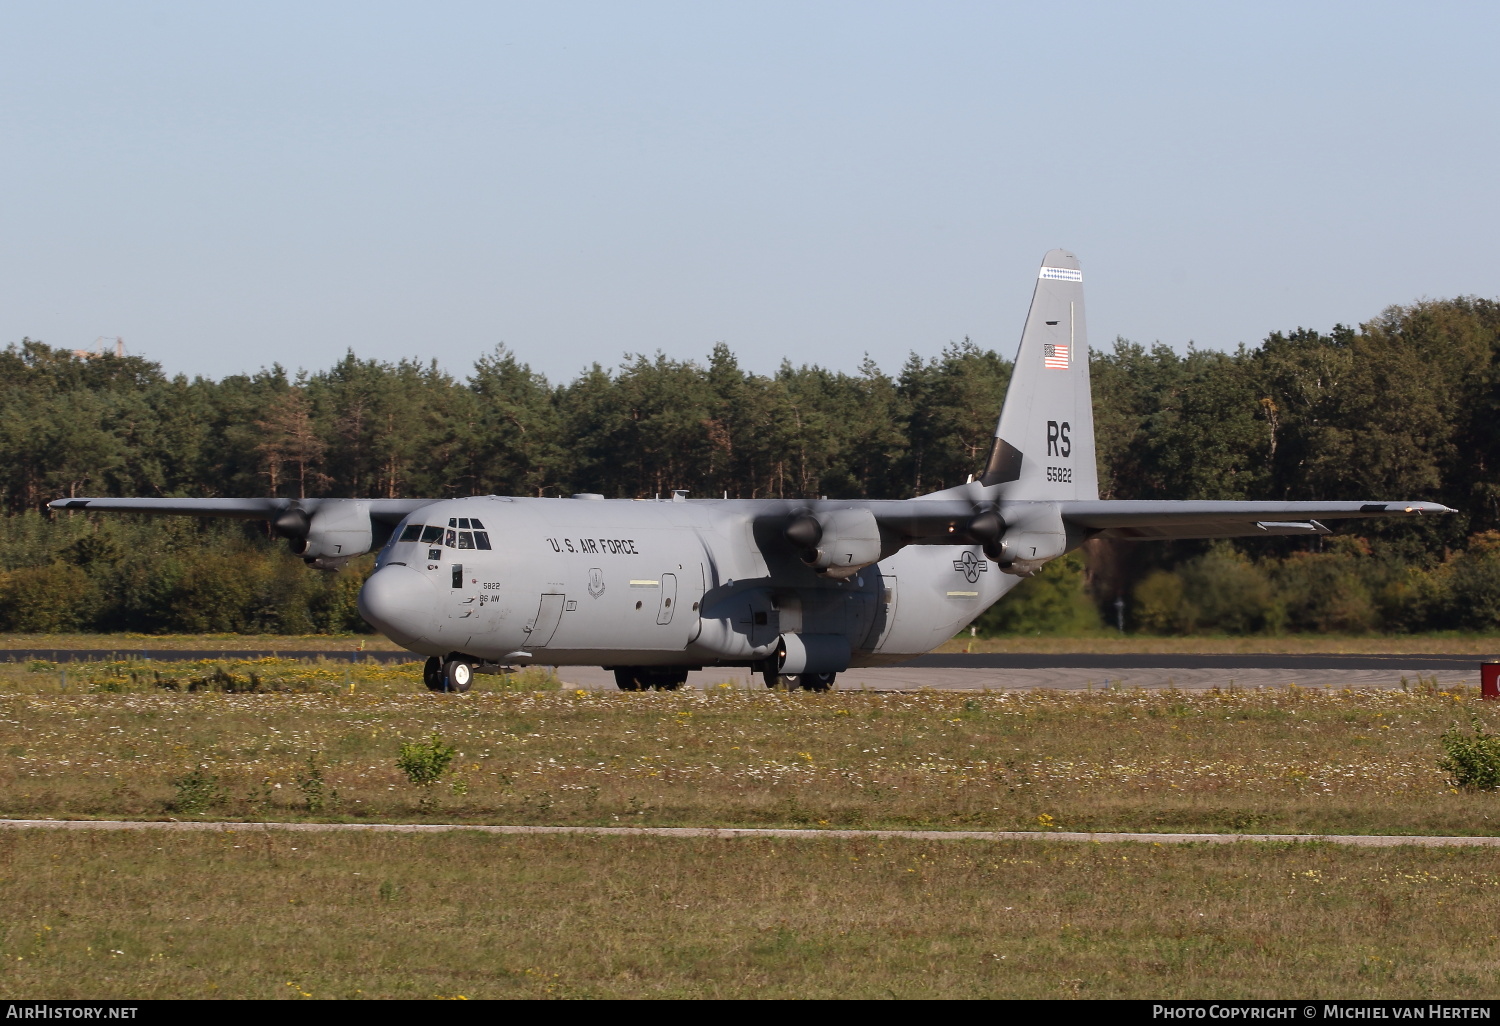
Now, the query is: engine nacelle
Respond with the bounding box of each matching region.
[772,633,852,675]
[984,502,1067,577]
[274,500,374,570]
[786,508,881,580]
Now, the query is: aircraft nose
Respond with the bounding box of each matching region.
[358,565,438,644]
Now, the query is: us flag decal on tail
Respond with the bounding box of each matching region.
[1043,343,1069,369]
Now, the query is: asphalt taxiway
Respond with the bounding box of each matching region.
[560,652,1484,691]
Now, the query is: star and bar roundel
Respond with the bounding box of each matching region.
[952,550,988,584]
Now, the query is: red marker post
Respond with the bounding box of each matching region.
[1482,662,1500,700]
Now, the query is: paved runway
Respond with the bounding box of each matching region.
[2,648,1485,691]
[3,819,1496,847]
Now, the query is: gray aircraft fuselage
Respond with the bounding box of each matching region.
[360,495,1012,669]
[49,248,1453,691]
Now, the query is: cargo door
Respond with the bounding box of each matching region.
[525,593,567,648]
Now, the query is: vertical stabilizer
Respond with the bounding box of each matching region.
[979,249,1098,501]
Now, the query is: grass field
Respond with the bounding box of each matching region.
[5,656,1500,999]
[4,630,1500,654]
[3,829,1498,998]
[933,634,1500,655]
[0,632,405,651]
[1,656,1497,836]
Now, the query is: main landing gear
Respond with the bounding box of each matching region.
[762,670,837,692]
[613,667,689,691]
[424,655,473,693]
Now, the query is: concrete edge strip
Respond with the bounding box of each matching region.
[1,819,1498,847]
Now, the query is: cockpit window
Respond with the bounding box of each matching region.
[448,518,458,528]
[469,518,485,530]
[458,518,471,529]
[445,529,457,548]
[474,531,492,549]
[399,524,423,543]
[457,531,474,549]
[420,525,443,544]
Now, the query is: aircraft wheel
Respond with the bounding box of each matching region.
[614,668,648,691]
[763,670,800,690]
[423,656,443,691]
[651,670,688,691]
[442,659,473,693]
[800,672,837,692]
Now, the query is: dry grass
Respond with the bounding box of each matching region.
[935,634,1500,655]
[2,829,1498,998]
[0,632,405,651]
[1,657,1498,836]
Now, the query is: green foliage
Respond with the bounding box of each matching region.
[0,562,94,631]
[1132,570,1189,634]
[295,754,333,813]
[168,766,225,815]
[1438,718,1500,791]
[974,553,1100,635]
[396,735,456,789]
[2,294,1499,636]
[0,513,373,634]
[1129,532,1500,635]
[1132,546,1284,635]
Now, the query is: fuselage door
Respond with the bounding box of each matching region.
[657,573,678,625]
[526,593,567,647]
[449,562,478,620]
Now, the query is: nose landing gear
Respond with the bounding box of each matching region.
[424,655,473,693]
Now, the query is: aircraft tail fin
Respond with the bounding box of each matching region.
[977,249,1099,501]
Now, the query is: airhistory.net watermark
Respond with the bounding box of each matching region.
[4,1008,137,1020]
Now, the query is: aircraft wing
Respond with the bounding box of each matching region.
[1055,499,1455,540]
[755,496,1454,548]
[48,496,436,525]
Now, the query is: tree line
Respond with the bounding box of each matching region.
[2,293,1498,634]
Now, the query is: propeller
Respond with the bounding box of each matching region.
[967,509,1003,546]
[271,507,311,553]
[784,511,822,551]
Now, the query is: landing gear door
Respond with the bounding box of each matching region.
[870,572,899,651]
[656,573,677,625]
[525,593,566,647]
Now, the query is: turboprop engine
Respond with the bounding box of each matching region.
[983,502,1067,577]
[784,507,882,580]
[272,500,373,570]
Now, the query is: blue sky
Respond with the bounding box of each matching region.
[2,1,1495,383]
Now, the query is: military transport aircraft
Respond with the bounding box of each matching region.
[50,250,1452,692]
